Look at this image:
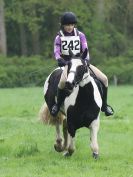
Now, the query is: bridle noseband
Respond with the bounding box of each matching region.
[68,67,89,88]
[73,71,89,87]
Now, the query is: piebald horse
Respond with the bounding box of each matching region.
[39,49,102,159]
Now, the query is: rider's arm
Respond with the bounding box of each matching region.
[79,32,90,61]
[54,35,61,60]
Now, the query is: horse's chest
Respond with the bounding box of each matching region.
[64,86,79,113]
[64,83,100,120]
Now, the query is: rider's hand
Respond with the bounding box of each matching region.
[57,58,67,67]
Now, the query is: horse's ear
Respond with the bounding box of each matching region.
[81,48,88,60]
[69,49,74,58]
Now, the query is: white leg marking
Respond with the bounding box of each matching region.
[63,134,75,156]
[90,116,100,155]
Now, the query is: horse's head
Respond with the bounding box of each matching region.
[65,49,88,92]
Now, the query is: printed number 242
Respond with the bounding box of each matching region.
[62,40,80,50]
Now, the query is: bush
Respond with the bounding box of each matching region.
[0,55,56,88]
[99,56,133,85]
[0,55,132,88]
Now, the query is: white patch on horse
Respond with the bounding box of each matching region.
[64,86,79,113]
[67,59,82,84]
[90,76,102,109]
[89,116,100,154]
[44,75,51,95]
[44,68,62,95]
[67,72,75,84]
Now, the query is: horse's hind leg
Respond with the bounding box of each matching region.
[54,120,64,152]
[89,117,100,159]
[62,119,69,150]
[38,102,50,124]
[63,134,75,157]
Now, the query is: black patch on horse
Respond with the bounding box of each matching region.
[67,82,100,137]
[45,69,63,111]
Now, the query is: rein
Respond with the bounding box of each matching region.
[68,68,89,87]
[74,72,89,87]
[60,62,89,88]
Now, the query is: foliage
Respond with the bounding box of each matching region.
[4,0,133,59]
[1,0,133,87]
[0,55,56,88]
[0,53,132,88]
[99,56,133,84]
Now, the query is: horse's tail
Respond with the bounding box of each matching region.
[38,102,65,125]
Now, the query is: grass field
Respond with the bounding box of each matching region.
[0,86,133,177]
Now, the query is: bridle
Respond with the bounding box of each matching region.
[73,71,89,87]
[61,58,89,89]
[68,67,89,88]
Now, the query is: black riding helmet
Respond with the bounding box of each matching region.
[60,12,77,25]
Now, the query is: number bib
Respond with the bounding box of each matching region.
[61,36,80,55]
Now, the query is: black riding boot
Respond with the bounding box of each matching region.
[101,86,114,116]
[51,88,66,117]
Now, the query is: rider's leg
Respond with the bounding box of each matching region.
[101,84,114,116]
[89,65,114,116]
[51,66,68,117]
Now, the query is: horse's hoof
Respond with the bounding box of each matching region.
[92,152,99,159]
[54,144,63,152]
[63,151,72,157]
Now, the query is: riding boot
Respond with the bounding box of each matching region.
[101,86,114,116]
[51,88,66,117]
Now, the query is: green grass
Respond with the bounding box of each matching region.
[0,86,133,177]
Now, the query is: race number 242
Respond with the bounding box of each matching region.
[62,40,80,50]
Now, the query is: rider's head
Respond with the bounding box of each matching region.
[60,12,77,33]
[60,12,77,25]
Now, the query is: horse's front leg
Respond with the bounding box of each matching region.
[63,133,75,157]
[54,121,63,152]
[89,116,100,159]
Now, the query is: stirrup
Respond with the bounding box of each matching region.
[51,104,59,117]
[105,105,114,116]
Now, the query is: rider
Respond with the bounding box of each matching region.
[51,11,114,117]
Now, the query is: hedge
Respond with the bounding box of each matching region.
[0,55,132,88]
[0,55,56,88]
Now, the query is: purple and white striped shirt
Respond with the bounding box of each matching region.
[54,28,90,61]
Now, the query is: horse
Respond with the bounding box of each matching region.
[39,49,102,159]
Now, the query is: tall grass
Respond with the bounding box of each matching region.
[0,86,133,177]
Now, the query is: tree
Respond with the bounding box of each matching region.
[0,0,7,55]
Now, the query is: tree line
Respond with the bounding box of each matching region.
[0,0,133,86]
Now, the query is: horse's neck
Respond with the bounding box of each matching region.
[79,72,91,87]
